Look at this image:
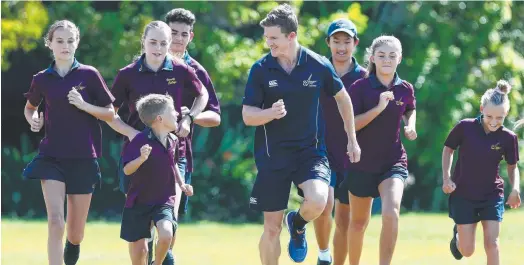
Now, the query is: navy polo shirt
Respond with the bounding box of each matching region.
[181,51,221,172]
[111,54,203,157]
[320,57,367,172]
[122,128,180,208]
[242,46,344,169]
[348,73,416,174]
[445,117,519,200]
[24,59,115,158]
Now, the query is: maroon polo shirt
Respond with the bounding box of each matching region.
[24,59,115,158]
[122,128,180,208]
[111,54,203,157]
[445,117,519,200]
[320,57,367,172]
[181,51,221,172]
[348,73,416,174]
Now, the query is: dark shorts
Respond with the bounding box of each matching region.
[448,194,504,224]
[177,157,192,216]
[250,149,330,212]
[23,154,101,194]
[332,170,349,205]
[120,203,178,242]
[345,165,408,198]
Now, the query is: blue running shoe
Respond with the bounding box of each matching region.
[285,211,308,263]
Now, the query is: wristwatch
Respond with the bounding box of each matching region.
[187,113,194,124]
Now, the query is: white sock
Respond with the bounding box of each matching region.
[318,248,331,261]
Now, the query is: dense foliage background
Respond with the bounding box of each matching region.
[2,1,523,222]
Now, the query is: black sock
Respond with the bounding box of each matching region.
[292,211,308,230]
[63,240,80,265]
[162,249,175,265]
[147,240,154,265]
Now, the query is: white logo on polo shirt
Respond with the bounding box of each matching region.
[269,80,278,87]
[249,197,258,205]
[303,74,317,87]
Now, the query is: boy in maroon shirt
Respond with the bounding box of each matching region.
[120,94,193,265]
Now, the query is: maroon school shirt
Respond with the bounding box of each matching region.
[445,117,519,200]
[24,59,115,158]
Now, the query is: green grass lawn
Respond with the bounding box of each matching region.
[2,210,524,265]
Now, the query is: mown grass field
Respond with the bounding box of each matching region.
[2,210,524,265]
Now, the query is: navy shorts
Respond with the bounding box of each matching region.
[332,170,349,205]
[177,157,192,216]
[345,165,408,198]
[250,149,331,212]
[448,194,504,224]
[23,154,101,194]
[120,203,178,242]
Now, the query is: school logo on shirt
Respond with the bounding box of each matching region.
[72,82,85,91]
[303,74,317,87]
[166,78,177,85]
[491,143,501,151]
[269,80,278,87]
[395,97,404,106]
[249,197,258,205]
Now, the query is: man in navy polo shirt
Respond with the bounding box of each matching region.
[242,4,361,264]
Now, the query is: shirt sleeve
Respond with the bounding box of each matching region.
[90,68,115,107]
[404,82,416,113]
[24,74,43,107]
[322,57,344,97]
[242,64,264,107]
[444,121,465,150]
[122,135,144,165]
[504,133,519,165]
[197,69,221,114]
[111,69,129,109]
[184,64,204,98]
[348,81,363,115]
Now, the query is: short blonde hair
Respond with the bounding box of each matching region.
[136,94,175,126]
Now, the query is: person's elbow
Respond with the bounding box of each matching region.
[100,108,116,122]
[210,114,221,127]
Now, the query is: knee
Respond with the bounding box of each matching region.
[263,223,282,240]
[484,236,499,252]
[48,214,65,231]
[381,207,400,225]
[305,193,328,215]
[459,241,475,257]
[132,243,148,258]
[157,232,174,247]
[349,217,369,233]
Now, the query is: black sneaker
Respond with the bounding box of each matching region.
[317,257,332,265]
[450,224,463,260]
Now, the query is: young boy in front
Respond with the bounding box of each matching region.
[119,94,193,265]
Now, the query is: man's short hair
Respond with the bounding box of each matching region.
[259,4,298,35]
[136,94,175,126]
[165,8,196,30]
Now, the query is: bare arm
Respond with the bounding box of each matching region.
[507,164,520,192]
[442,146,455,181]
[403,109,417,128]
[81,103,115,122]
[123,156,146,175]
[24,101,39,125]
[105,107,140,140]
[187,85,209,122]
[193,111,221,127]
[334,89,357,143]
[242,105,275,126]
